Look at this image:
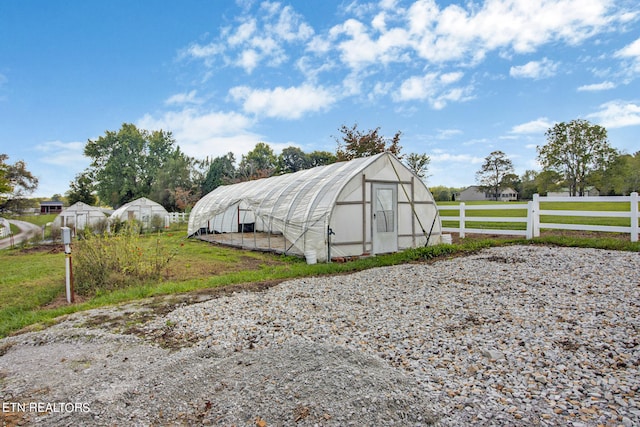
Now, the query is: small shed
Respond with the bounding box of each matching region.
[110,197,169,230]
[52,202,108,231]
[188,152,442,262]
[40,201,64,214]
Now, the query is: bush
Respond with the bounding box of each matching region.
[73,221,175,295]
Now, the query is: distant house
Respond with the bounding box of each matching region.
[459,186,518,202]
[40,201,64,214]
[547,187,600,197]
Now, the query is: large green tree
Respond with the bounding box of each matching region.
[276,147,337,174]
[149,147,199,211]
[0,154,39,212]
[202,152,237,194]
[538,119,617,196]
[475,150,515,200]
[238,142,277,180]
[66,171,97,206]
[84,123,177,208]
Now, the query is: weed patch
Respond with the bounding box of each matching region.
[73,222,176,295]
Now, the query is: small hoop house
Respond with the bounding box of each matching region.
[188,153,442,262]
[52,202,108,231]
[110,197,169,229]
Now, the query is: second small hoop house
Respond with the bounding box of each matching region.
[110,197,170,230]
[52,201,108,231]
[188,153,442,262]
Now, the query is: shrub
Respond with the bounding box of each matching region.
[73,221,175,295]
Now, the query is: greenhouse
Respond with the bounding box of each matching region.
[52,202,108,231]
[109,197,170,230]
[188,152,442,263]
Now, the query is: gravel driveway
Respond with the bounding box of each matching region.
[1,245,639,426]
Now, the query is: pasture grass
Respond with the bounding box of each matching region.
[0,215,638,338]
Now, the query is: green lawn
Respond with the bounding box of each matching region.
[1,214,639,339]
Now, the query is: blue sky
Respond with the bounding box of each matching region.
[1,0,639,199]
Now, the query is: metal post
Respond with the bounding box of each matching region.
[61,227,75,303]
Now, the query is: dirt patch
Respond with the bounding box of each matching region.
[62,279,287,350]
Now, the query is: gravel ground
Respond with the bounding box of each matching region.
[1,245,639,426]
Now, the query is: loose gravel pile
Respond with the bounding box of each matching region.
[1,245,639,426]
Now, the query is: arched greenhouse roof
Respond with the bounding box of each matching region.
[188,153,395,236]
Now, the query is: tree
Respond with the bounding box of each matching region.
[84,123,177,207]
[66,171,97,206]
[238,142,277,180]
[335,123,402,161]
[519,170,539,200]
[149,147,198,211]
[538,119,617,196]
[0,154,39,212]
[277,146,309,174]
[202,153,237,194]
[535,170,563,196]
[0,155,11,197]
[404,153,431,181]
[475,151,515,201]
[307,150,336,168]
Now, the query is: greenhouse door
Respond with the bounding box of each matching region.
[372,183,398,254]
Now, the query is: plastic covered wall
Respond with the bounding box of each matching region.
[188,153,442,262]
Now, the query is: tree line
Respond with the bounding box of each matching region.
[2,119,638,213]
[64,123,430,211]
[474,119,639,200]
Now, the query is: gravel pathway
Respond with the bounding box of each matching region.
[1,245,639,426]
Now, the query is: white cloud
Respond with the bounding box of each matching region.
[35,141,88,167]
[395,71,471,109]
[510,118,554,134]
[229,84,337,119]
[181,2,313,74]
[510,58,559,79]
[615,37,640,58]
[435,129,463,139]
[429,151,484,164]
[136,108,264,159]
[614,37,640,76]
[577,81,616,91]
[587,100,640,128]
[406,0,615,64]
[165,90,203,106]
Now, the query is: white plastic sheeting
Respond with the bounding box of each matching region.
[52,202,108,230]
[110,197,169,229]
[188,153,441,262]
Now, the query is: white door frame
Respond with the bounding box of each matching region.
[372,182,398,254]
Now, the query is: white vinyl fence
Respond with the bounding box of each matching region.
[168,212,189,224]
[439,192,639,242]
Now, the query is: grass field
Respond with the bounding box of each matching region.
[1,210,639,339]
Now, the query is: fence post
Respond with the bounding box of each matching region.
[631,192,638,242]
[526,201,533,239]
[459,202,466,238]
[532,193,540,238]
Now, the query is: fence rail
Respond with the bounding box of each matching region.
[168,212,189,223]
[438,192,639,242]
